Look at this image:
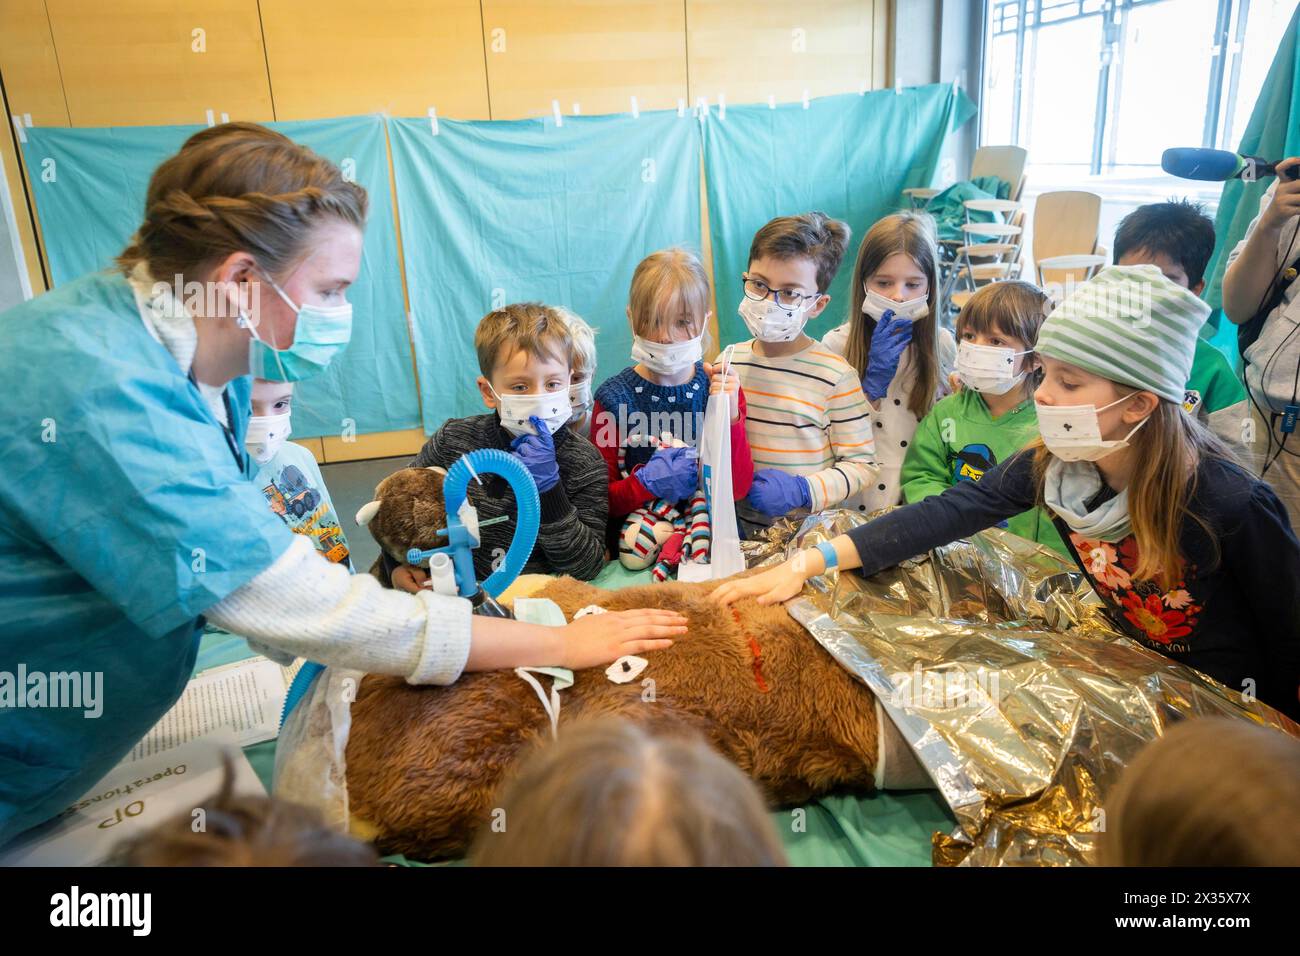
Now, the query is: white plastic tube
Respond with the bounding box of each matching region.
[427,552,458,596]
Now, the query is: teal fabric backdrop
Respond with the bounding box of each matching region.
[19,94,975,438]
[20,115,419,438]
[702,84,976,346]
[1201,3,1300,362]
[388,110,703,432]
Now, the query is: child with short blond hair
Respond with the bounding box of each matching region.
[246,379,354,568]
[555,307,598,438]
[469,718,787,867]
[591,248,753,522]
[1100,718,1300,866]
[384,303,609,588]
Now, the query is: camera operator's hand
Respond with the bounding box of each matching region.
[1260,157,1300,234]
[1223,157,1300,324]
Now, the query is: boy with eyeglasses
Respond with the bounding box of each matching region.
[729,212,878,536]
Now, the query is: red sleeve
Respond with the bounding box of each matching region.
[729,387,754,498]
[590,399,653,520]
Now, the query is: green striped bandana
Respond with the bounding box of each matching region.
[1035,264,1210,403]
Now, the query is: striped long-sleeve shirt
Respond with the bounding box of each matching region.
[730,339,878,515]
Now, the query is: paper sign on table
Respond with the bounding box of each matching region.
[129,656,300,760]
[0,733,265,866]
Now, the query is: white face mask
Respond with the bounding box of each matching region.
[488,384,571,438]
[631,332,703,376]
[861,287,930,322]
[956,341,1032,395]
[568,376,593,422]
[1036,391,1149,462]
[245,412,292,466]
[738,296,812,342]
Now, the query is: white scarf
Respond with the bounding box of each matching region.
[1042,457,1132,543]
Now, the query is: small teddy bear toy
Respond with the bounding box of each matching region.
[354,466,449,588]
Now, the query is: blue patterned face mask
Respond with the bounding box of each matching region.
[246,271,352,383]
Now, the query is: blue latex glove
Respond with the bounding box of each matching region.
[746,468,811,517]
[863,310,914,401]
[510,416,560,493]
[637,445,699,502]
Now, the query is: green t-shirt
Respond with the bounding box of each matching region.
[1185,337,1248,445]
[900,388,1068,556]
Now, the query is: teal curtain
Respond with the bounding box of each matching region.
[1202,3,1300,359]
[20,116,420,438]
[702,85,977,345]
[20,95,975,439]
[389,111,702,432]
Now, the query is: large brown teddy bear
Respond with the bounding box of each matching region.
[345,469,882,861]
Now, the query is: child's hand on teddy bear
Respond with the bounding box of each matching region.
[557,608,688,669]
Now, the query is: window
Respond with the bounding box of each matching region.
[981,0,1296,252]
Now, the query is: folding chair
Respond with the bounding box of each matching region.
[944,199,1025,319]
[903,144,1029,208]
[1031,190,1107,301]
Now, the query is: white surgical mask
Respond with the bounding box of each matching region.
[632,332,703,376]
[738,296,811,342]
[489,384,571,438]
[956,341,1032,395]
[861,288,929,322]
[568,376,593,422]
[245,412,292,466]
[1036,391,1149,462]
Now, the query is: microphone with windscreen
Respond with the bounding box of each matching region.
[1162,147,1299,183]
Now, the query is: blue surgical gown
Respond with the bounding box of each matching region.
[0,270,295,845]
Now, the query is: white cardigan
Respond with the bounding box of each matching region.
[822,322,957,515]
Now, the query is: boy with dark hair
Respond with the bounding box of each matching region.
[730,212,877,535]
[1113,200,1247,445]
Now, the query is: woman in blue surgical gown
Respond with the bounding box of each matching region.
[0,122,684,846]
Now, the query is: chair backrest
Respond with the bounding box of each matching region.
[1033,190,1103,286]
[970,146,1029,201]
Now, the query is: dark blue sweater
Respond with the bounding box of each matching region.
[845,450,1300,720]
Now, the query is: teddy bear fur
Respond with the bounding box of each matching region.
[345,467,880,860]
[345,574,880,860]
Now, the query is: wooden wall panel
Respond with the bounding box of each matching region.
[45,0,274,126]
[0,0,70,126]
[0,0,69,293]
[686,0,877,106]
[481,0,688,120]
[260,0,490,121]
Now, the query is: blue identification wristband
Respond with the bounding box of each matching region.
[815,541,839,570]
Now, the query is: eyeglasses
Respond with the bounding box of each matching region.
[742,274,818,310]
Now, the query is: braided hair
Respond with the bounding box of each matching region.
[117,121,368,285]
